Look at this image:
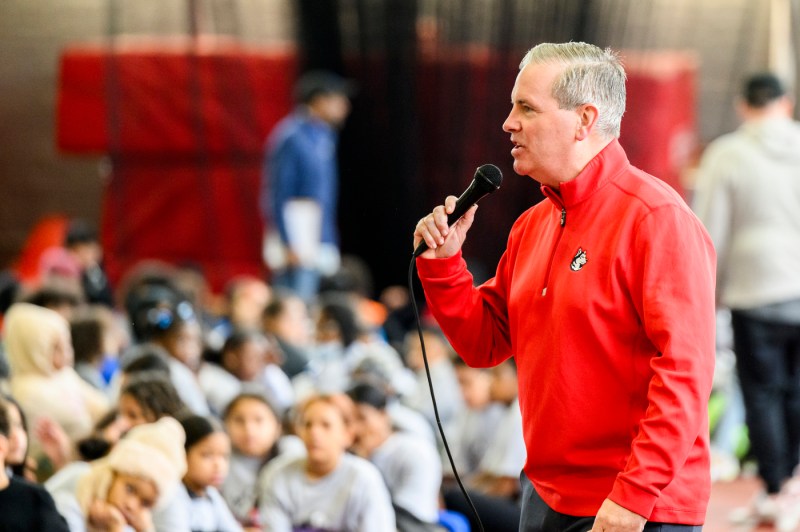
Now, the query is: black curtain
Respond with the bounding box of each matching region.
[297,0,424,295]
[294,0,783,295]
[296,0,603,295]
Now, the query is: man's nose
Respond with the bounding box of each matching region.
[502,113,517,132]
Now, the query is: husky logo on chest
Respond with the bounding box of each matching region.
[570,247,587,271]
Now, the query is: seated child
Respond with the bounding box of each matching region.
[0,395,69,531]
[49,417,186,532]
[221,330,294,414]
[401,326,463,430]
[4,303,108,468]
[146,303,210,415]
[445,358,506,481]
[1,394,35,480]
[443,359,525,532]
[221,392,284,528]
[258,393,395,531]
[348,382,444,531]
[176,415,242,532]
[117,372,190,434]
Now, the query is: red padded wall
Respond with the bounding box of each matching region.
[57,39,297,292]
[621,51,698,199]
[57,42,695,294]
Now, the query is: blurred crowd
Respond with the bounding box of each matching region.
[0,219,525,532]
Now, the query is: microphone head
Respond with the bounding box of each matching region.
[475,164,503,190]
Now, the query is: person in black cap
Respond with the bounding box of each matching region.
[260,69,354,303]
[694,72,800,529]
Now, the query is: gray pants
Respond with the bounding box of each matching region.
[519,473,702,532]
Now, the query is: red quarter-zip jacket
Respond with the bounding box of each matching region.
[416,139,716,523]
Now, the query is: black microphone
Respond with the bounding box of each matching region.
[413,163,503,258]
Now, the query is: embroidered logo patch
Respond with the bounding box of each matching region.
[570,247,587,271]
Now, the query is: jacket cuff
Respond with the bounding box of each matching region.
[608,477,658,520]
[415,250,465,278]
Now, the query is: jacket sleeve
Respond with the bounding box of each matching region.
[609,204,717,517]
[416,248,514,368]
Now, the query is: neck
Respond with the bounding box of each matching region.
[0,468,9,490]
[550,136,613,188]
[740,98,792,122]
[305,455,341,480]
[303,104,328,125]
[183,478,207,496]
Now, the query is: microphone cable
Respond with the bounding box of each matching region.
[408,256,486,532]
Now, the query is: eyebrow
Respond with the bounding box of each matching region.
[513,98,536,108]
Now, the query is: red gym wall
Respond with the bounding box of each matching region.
[57,42,696,292]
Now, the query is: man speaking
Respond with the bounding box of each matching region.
[413,42,716,532]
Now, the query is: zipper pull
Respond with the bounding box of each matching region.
[560,208,566,226]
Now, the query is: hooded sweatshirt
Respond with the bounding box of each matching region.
[3,303,108,448]
[693,116,800,312]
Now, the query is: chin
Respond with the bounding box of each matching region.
[511,158,529,174]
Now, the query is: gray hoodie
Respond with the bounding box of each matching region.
[693,116,800,315]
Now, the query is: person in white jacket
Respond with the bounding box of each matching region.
[693,72,800,530]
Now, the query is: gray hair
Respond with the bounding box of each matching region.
[520,42,626,138]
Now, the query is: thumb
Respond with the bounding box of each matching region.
[456,204,478,231]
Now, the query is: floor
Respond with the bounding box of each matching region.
[706,476,798,532]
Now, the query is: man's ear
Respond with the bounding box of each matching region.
[575,104,600,141]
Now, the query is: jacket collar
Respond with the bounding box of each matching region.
[541,138,629,208]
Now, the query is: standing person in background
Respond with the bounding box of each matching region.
[413,42,716,531]
[693,72,800,530]
[261,70,354,303]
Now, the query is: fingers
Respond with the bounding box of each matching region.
[412,196,475,255]
[414,204,450,251]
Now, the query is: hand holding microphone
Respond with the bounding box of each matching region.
[413,164,503,259]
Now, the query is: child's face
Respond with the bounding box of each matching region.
[489,364,518,404]
[352,403,390,455]
[0,434,8,469]
[267,297,312,346]
[224,341,266,382]
[402,333,424,370]
[51,330,74,371]
[185,432,230,491]
[5,403,28,465]
[456,365,493,409]
[117,394,154,434]
[72,241,102,268]
[314,312,341,344]
[299,401,351,470]
[229,281,270,328]
[403,331,447,370]
[224,399,280,458]
[106,473,157,526]
[164,321,203,370]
